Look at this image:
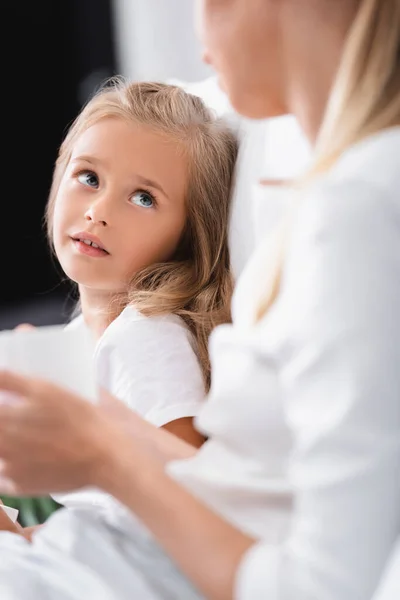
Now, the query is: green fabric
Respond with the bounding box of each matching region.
[1,495,60,527]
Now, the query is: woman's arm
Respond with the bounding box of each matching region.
[98,433,255,600]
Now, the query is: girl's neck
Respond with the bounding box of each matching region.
[78,287,118,340]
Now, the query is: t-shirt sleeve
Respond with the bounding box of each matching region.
[95,316,207,426]
[235,180,400,599]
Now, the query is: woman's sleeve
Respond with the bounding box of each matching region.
[96,317,206,427]
[236,180,400,600]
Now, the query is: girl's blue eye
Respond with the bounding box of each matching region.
[131,191,155,208]
[78,171,99,188]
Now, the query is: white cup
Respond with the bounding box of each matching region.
[0,324,97,402]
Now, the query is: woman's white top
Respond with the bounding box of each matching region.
[54,305,206,510]
[168,127,400,600]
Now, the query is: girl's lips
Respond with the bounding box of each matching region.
[71,232,109,253]
[72,239,109,257]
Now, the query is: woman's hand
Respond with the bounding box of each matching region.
[0,370,115,496]
[0,370,197,497]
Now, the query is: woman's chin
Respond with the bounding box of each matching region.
[226,83,287,120]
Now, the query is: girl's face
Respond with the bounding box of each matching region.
[52,117,187,295]
[196,0,287,119]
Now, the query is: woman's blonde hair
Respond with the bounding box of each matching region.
[256,0,400,320]
[46,78,239,389]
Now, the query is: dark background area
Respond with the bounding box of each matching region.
[1,0,118,329]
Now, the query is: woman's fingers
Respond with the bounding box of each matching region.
[98,386,139,425]
[0,370,55,408]
[0,373,113,495]
[0,369,36,399]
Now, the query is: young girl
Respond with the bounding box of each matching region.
[6,78,238,527]
[47,77,237,441]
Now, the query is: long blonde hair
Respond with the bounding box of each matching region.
[46,79,239,389]
[256,0,400,320]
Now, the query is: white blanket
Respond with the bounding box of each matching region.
[0,507,202,600]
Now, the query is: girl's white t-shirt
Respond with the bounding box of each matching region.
[53,305,206,511]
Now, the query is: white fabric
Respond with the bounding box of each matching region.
[92,306,205,426]
[0,508,202,600]
[54,305,205,513]
[373,539,400,600]
[167,126,400,599]
[262,114,311,179]
[251,183,291,247]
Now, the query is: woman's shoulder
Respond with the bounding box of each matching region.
[232,127,400,326]
[317,126,400,200]
[297,127,400,235]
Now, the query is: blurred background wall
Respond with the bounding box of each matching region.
[1,0,117,329]
[112,0,212,82]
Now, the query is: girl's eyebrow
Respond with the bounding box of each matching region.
[71,155,99,165]
[71,155,169,200]
[135,175,169,200]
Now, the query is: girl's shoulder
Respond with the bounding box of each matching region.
[113,305,185,329]
[106,305,188,338]
[97,305,195,358]
[94,305,206,419]
[65,306,195,360]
